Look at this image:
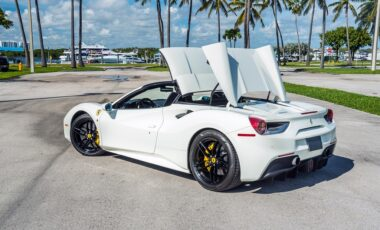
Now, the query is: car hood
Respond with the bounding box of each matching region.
[160,42,287,106]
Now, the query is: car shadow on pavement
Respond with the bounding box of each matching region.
[229,155,354,194]
[112,155,195,181]
[103,152,353,193]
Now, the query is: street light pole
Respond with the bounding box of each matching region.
[371,0,380,71]
[27,0,35,73]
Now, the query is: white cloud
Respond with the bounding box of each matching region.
[0,0,363,49]
[99,28,110,36]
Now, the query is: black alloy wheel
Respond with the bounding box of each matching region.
[70,114,105,156]
[189,129,241,192]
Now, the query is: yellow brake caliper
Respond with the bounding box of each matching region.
[204,142,215,172]
[94,130,100,146]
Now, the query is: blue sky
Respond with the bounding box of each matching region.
[0,0,361,49]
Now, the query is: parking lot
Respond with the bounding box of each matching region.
[0,69,379,229]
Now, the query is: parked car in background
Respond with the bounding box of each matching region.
[0,56,9,72]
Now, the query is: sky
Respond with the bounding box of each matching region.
[0,0,361,49]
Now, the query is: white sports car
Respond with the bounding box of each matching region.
[64,43,336,191]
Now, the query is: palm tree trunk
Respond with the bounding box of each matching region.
[167,0,171,47]
[306,1,315,66]
[273,2,280,64]
[217,8,221,42]
[186,0,192,47]
[345,5,352,65]
[244,0,251,48]
[78,0,84,67]
[35,0,46,67]
[157,0,165,48]
[276,21,286,65]
[14,0,30,68]
[71,0,76,68]
[320,8,326,68]
[295,15,301,62]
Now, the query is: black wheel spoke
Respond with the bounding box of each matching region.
[83,139,91,148]
[198,142,209,157]
[73,127,85,135]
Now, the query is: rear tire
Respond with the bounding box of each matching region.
[70,113,105,156]
[189,129,241,192]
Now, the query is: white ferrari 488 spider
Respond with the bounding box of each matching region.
[64,43,336,191]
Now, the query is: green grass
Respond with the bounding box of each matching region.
[285,82,380,116]
[295,68,380,74]
[146,66,169,72]
[0,64,103,80]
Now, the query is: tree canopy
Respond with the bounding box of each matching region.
[323,27,348,57]
[322,26,372,59]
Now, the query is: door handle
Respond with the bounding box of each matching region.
[148,124,157,129]
[176,110,193,119]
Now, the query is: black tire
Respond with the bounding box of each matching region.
[70,113,105,156]
[189,129,241,192]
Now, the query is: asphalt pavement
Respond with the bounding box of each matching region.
[0,69,379,229]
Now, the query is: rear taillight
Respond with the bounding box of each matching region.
[249,117,289,135]
[324,109,333,123]
[249,117,267,135]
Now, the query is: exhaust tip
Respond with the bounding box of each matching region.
[292,157,300,166]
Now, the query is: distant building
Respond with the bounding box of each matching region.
[366,50,380,61]
[0,40,25,52]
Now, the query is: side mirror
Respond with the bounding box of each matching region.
[104,102,113,111]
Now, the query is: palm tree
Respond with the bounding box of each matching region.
[303,0,317,66]
[231,28,242,47]
[355,0,379,70]
[14,0,30,68]
[229,0,265,48]
[167,0,171,47]
[287,0,303,61]
[0,8,13,29]
[196,0,235,42]
[78,0,84,67]
[223,28,242,47]
[223,29,234,47]
[136,0,164,48]
[262,0,286,63]
[355,0,377,34]
[329,0,357,65]
[320,0,328,68]
[179,0,193,47]
[71,0,76,68]
[167,0,177,47]
[34,0,47,67]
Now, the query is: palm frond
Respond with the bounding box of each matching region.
[348,3,357,16]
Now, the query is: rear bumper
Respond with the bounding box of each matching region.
[228,123,336,182]
[260,143,335,180]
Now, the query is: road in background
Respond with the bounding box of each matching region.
[282,70,380,97]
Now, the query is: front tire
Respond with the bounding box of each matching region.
[189,129,241,192]
[70,113,105,156]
